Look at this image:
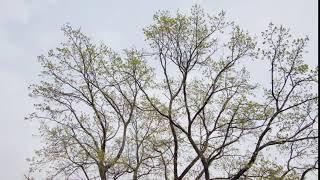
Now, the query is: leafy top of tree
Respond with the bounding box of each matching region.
[26,5,318,180]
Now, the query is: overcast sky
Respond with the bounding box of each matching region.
[0,0,318,179]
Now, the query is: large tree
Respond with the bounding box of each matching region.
[27,5,318,180]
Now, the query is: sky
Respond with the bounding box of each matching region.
[0,0,318,179]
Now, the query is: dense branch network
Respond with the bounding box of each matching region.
[27,5,318,180]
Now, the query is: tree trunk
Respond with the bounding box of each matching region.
[169,122,178,179]
[201,160,210,180]
[133,170,138,180]
[99,166,107,180]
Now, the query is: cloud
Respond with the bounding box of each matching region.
[0,0,32,25]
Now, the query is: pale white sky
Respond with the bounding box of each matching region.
[0,0,317,179]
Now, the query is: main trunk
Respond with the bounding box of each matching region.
[99,166,107,180]
[133,170,138,180]
[201,160,210,180]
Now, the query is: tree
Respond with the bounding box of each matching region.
[27,5,318,180]
[27,26,153,179]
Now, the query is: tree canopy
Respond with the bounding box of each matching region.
[27,5,318,180]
